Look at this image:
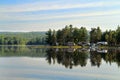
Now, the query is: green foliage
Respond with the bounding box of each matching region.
[90,27,102,43]
[46,25,120,46]
[46,29,53,45]
[0,25,120,46]
[0,32,46,45]
[46,25,88,45]
[116,26,120,45]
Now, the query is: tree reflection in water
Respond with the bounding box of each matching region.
[0,46,46,57]
[0,46,120,69]
[46,48,120,69]
[46,48,89,69]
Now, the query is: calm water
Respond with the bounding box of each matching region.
[0,46,120,80]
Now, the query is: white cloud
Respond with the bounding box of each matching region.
[0,13,119,32]
[0,0,120,31]
[0,9,120,21]
[0,1,120,12]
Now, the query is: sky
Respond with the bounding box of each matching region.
[0,0,120,32]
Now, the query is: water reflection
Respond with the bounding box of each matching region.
[46,48,89,69]
[0,46,46,57]
[46,48,120,69]
[0,46,120,69]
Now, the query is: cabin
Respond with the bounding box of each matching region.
[55,42,59,46]
[67,42,75,46]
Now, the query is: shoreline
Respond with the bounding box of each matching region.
[0,45,120,49]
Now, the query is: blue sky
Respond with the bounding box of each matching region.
[0,0,120,32]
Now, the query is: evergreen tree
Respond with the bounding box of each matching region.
[46,29,53,45]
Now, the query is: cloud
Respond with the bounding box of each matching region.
[0,9,120,21]
[0,1,120,12]
[0,13,119,32]
[0,0,120,31]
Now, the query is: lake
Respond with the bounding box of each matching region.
[0,46,120,80]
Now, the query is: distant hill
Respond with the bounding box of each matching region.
[0,32,46,39]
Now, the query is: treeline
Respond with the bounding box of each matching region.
[46,25,120,46]
[0,32,46,45]
[91,26,120,46]
[1,25,120,46]
[46,25,88,45]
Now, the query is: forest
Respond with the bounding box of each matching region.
[0,32,46,45]
[0,25,120,46]
[46,25,120,46]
